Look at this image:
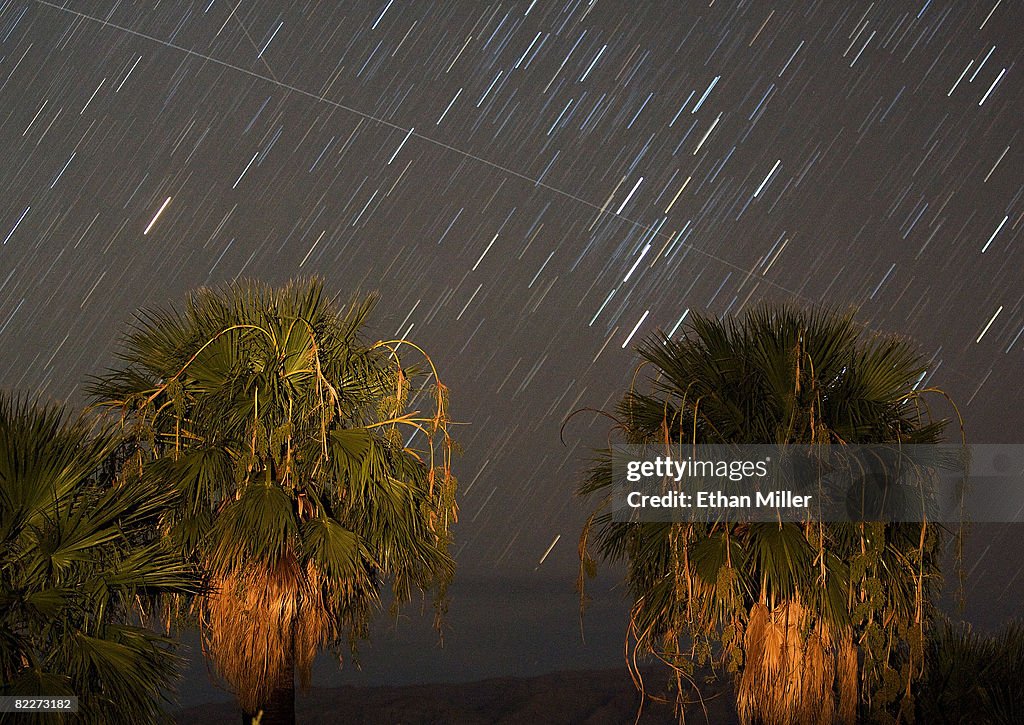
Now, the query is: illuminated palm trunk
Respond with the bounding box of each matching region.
[577,306,949,723]
[209,558,312,725]
[244,644,295,725]
[736,599,857,725]
[92,280,457,725]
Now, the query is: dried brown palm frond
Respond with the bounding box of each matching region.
[837,633,858,723]
[736,598,856,725]
[578,304,957,724]
[89,279,459,721]
[292,564,334,689]
[202,555,339,713]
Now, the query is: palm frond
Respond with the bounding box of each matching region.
[89,277,458,714]
[0,393,200,722]
[577,303,954,724]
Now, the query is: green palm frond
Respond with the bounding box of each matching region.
[89,277,458,715]
[0,393,200,723]
[212,483,297,572]
[577,303,955,724]
[920,619,1024,724]
[301,518,365,581]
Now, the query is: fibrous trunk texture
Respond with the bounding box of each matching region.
[736,599,857,725]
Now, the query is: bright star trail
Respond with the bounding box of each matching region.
[1,0,1022,692]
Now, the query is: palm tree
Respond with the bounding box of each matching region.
[919,618,1024,724]
[577,305,956,724]
[0,393,199,723]
[88,278,457,725]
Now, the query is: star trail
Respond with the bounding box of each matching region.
[1,0,1022,641]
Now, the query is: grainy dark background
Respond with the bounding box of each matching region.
[1,0,1021,704]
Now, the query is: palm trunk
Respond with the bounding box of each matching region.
[242,644,295,725]
[736,599,855,725]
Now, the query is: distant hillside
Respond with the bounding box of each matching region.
[174,667,738,724]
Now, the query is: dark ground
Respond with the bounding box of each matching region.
[174,667,738,725]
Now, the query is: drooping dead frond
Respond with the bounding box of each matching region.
[837,634,858,723]
[292,564,335,689]
[88,279,461,719]
[736,598,855,725]
[202,555,335,712]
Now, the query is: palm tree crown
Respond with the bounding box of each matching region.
[0,394,198,723]
[578,305,954,724]
[88,278,457,721]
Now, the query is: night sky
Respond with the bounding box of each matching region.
[2,0,1023,694]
